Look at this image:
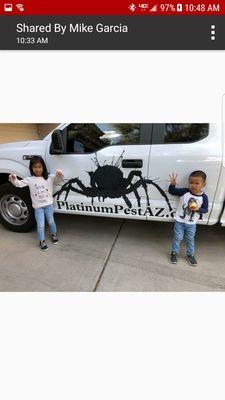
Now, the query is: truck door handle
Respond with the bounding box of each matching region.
[122,159,143,168]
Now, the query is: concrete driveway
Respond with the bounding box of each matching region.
[0,214,224,291]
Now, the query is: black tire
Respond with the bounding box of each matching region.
[0,183,35,232]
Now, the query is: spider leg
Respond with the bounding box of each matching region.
[124,181,144,207]
[146,180,172,211]
[91,153,100,167]
[131,174,151,205]
[115,149,125,168]
[89,173,98,189]
[53,188,62,200]
[70,177,86,191]
[138,177,150,206]
[126,176,171,211]
[123,194,132,208]
[124,180,142,194]
[124,174,150,206]
[65,180,88,200]
[61,182,76,201]
[115,173,138,207]
[125,170,142,187]
[133,187,141,207]
[64,183,71,201]
[65,186,86,198]
[54,178,91,201]
[53,181,71,200]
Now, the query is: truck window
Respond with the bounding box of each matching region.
[152,124,209,144]
[65,123,141,153]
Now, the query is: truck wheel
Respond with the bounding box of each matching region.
[0,183,35,232]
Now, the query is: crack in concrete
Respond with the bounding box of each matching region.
[93,219,125,292]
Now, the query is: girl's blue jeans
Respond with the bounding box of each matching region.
[172,220,196,256]
[34,204,57,242]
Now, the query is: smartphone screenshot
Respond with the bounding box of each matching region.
[0,1,224,399]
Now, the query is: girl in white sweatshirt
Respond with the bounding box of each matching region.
[9,156,63,251]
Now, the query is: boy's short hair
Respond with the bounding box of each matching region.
[189,170,207,182]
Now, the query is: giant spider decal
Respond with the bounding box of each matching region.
[53,151,172,211]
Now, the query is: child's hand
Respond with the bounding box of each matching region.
[190,205,199,212]
[168,173,177,186]
[9,174,16,181]
[188,200,199,211]
[56,169,63,177]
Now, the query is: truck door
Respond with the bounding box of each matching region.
[46,123,152,219]
[146,123,222,223]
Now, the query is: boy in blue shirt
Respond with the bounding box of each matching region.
[168,170,208,266]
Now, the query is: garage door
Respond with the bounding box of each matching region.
[0,123,39,144]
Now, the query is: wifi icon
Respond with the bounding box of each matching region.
[16,4,24,11]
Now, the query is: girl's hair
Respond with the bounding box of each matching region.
[29,156,48,180]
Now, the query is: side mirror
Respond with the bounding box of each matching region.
[51,130,64,154]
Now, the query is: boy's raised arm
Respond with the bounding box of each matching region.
[168,173,189,197]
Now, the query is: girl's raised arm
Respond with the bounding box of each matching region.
[54,169,64,183]
[9,174,29,188]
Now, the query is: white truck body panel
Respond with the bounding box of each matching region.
[47,143,151,219]
[0,140,47,177]
[148,124,223,225]
[0,122,224,226]
[215,122,225,225]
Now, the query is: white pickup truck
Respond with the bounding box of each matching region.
[0,123,224,232]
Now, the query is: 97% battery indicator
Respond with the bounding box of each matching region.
[160,4,181,12]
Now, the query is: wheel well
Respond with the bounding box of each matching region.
[0,173,10,185]
[0,173,22,186]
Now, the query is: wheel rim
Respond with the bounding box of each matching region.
[0,194,29,225]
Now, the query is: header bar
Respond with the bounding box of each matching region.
[0,16,224,50]
[0,0,224,16]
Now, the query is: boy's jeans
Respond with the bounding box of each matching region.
[172,220,196,256]
[34,204,57,242]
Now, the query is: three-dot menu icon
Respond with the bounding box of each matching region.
[211,25,216,41]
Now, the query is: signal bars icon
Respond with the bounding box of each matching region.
[150,4,157,12]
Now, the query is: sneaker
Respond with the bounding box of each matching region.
[170,251,178,264]
[52,233,59,245]
[187,254,197,266]
[39,240,48,251]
